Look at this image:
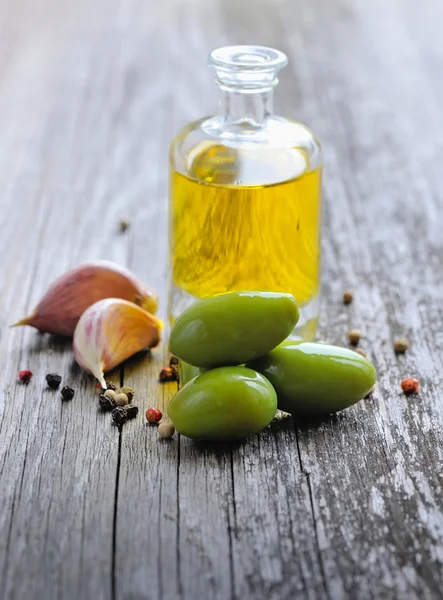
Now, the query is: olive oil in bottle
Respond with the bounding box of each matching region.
[169,46,322,340]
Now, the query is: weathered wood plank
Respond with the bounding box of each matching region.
[279,0,443,598]
[230,418,327,600]
[113,6,236,597]
[0,1,134,598]
[0,0,443,599]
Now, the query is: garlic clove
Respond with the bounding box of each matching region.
[73,298,162,387]
[12,260,158,336]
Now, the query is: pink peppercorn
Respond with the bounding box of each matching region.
[146,408,162,424]
[18,369,33,383]
[401,378,419,394]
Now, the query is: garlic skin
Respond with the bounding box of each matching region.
[73,298,162,388]
[12,260,158,336]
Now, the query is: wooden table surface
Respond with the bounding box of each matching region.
[1,0,443,598]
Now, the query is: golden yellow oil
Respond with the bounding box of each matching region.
[169,143,321,312]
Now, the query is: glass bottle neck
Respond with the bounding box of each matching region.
[219,87,274,128]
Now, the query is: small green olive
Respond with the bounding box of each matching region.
[169,291,299,368]
[247,341,376,415]
[168,367,277,440]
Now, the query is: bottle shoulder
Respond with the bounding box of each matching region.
[170,114,322,180]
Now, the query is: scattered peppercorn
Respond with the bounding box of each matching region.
[118,386,134,402]
[99,394,116,411]
[159,367,178,382]
[61,386,75,401]
[354,348,367,357]
[106,381,118,391]
[125,405,139,420]
[119,218,131,232]
[348,329,362,345]
[46,373,62,389]
[104,389,116,400]
[158,422,175,438]
[112,406,128,425]
[343,290,354,305]
[394,338,410,354]
[18,369,33,383]
[146,407,162,424]
[114,393,129,406]
[169,356,179,367]
[401,378,419,394]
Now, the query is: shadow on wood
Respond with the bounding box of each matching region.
[26,333,73,354]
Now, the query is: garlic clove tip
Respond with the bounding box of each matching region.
[10,315,34,328]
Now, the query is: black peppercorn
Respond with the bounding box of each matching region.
[46,373,62,389]
[125,405,139,420]
[61,386,75,401]
[99,394,116,411]
[112,406,128,425]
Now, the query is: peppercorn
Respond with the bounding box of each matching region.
[99,394,116,411]
[394,338,410,354]
[401,378,419,394]
[343,290,354,305]
[119,218,131,232]
[159,367,178,382]
[46,373,62,389]
[158,422,175,438]
[169,356,179,367]
[125,405,139,420]
[114,392,129,406]
[104,389,116,400]
[112,406,128,425]
[354,348,367,357]
[118,386,134,402]
[348,329,361,345]
[106,381,117,391]
[146,407,162,424]
[61,386,75,401]
[18,369,33,383]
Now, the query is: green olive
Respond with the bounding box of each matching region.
[168,367,277,440]
[169,291,299,368]
[178,361,205,387]
[247,341,376,415]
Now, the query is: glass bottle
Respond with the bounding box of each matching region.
[168,45,322,340]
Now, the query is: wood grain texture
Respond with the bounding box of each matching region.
[0,0,442,599]
[277,1,443,598]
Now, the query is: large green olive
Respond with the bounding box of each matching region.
[169,291,299,368]
[247,341,376,415]
[168,367,277,440]
[178,361,205,387]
